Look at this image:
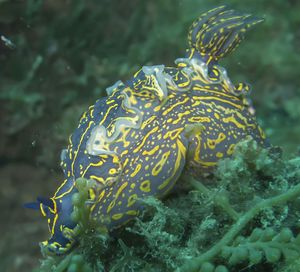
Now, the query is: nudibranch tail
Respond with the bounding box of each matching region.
[188,6,264,62]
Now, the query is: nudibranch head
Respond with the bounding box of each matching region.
[27,194,78,255]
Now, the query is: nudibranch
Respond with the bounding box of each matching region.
[27,6,267,254]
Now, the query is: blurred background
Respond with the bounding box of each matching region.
[0,0,299,271]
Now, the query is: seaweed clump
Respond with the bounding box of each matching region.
[37,138,300,271]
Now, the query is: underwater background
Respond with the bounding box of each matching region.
[0,0,300,271]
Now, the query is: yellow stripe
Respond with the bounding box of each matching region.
[227,144,236,155]
[40,203,46,217]
[127,193,138,207]
[162,97,189,116]
[193,134,202,163]
[188,116,211,123]
[163,127,184,140]
[71,121,94,175]
[89,188,96,200]
[130,164,142,178]
[235,111,257,129]
[90,175,106,184]
[141,115,157,129]
[49,198,57,213]
[91,190,106,213]
[152,151,171,176]
[51,214,58,234]
[54,179,67,198]
[177,137,187,155]
[142,145,160,156]
[55,184,74,199]
[158,139,185,191]
[193,87,240,101]
[112,213,123,220]
[222,116,246,130]
[107,200,116,214]
[126,210,138,216]
[193,96,242,109]
[90,108,94,118]
[106,99,116,105]
[115,182,128,199]
[99,104,118,126]
[172,111,191,125]
[82,159,105,177]
[195,159,217,167]
[177,77,191,88]
[133,127,159,153]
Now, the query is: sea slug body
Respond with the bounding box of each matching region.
[27,6,267,254]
